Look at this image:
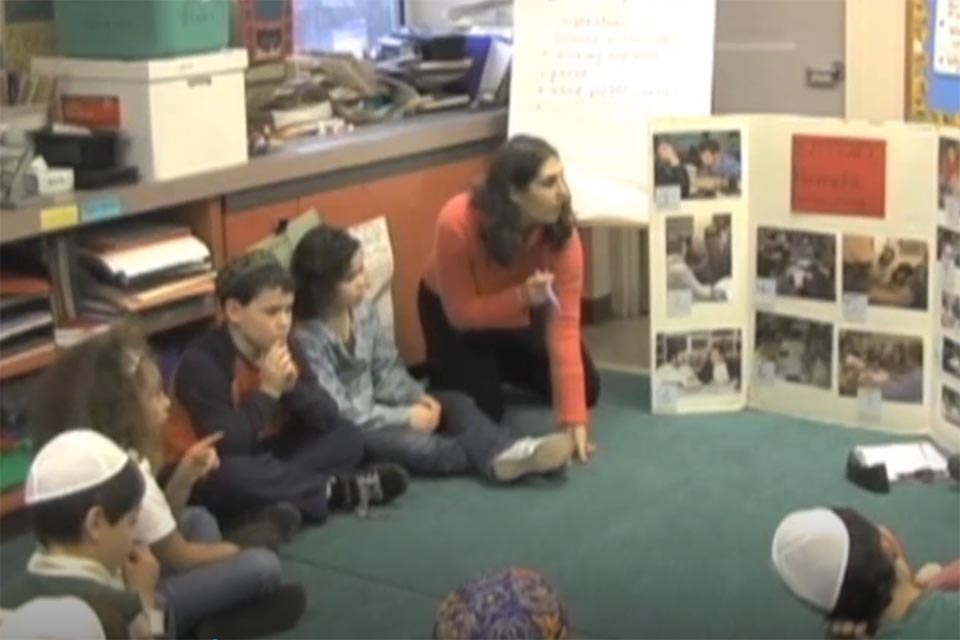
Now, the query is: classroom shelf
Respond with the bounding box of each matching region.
[0,486,25,518]
[138,295,218,336]
[0,297,216,384]
[0,341,56,381]
[0,110,508,245]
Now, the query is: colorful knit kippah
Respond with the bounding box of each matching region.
[433,568,569,640]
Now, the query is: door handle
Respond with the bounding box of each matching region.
[806,61,845,88]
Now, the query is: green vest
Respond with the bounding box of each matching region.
[1,573,142,639]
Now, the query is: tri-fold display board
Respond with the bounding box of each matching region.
[647,115,960,453]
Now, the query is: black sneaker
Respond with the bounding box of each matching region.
[193,582,306,639]
[330,463,409,516]
[224,501,302,549]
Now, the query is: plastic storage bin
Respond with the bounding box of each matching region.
[233,0,292,65]
[33,49,249,182]
[32,129,124,171]
[53,0,230,59]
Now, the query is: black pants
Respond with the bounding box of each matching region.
[418,282,600,422]
[190,420,364,523]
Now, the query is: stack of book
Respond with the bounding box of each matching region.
[73,223,217,324]
[0,272,56,370]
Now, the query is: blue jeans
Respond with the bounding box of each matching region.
[361,390,513,481]
[158,507,282,636]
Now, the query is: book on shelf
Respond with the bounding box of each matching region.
[80,222,194,253]
[78,271,215,314]
[47,235,79,322]
[76,235,212,285]
[0,339,55,376]
[0,310,54,343]
[0,293,51,315]
[53,319,111,349]
[0,273,51,296]
[1,270,56,360]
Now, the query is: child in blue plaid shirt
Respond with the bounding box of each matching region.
[291,224,573,483]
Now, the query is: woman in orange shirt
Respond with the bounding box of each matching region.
[418,135,600,462]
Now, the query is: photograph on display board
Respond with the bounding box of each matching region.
[655,329,743,396]
[937,227,960,267]
[754,312,832,390]
[841,235,929,311]
[942,336,960,380]
[939,137,960,210]
[942,292,960,331]
[838,330,923,404]
[665,214,732,302]
[756,227,836,301]
[942,386,960,429]
[652,130,742,199]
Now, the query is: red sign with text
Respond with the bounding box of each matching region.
[791,135,886,218]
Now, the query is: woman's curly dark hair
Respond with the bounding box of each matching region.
[471,135,575,266]
[29,323,158,461]
[290,224,361,320]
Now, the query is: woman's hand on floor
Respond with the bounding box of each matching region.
[569,424,596,462]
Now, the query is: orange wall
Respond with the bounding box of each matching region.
[224,154,492,364]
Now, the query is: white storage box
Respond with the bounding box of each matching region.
[33,49,249,182]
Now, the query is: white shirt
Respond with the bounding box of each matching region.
[132,456,176,546]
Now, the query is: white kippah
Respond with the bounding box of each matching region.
[25,430,129,505]
[771,508,850,613]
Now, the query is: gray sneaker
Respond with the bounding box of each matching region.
[492,433,574,482]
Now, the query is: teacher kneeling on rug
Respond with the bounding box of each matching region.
[418,135,601,462]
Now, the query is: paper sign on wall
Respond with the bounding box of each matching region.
[791,135,886,218]
[933,0,960,76]
[350,216,395,334]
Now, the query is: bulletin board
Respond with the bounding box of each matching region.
[908,0,960,126]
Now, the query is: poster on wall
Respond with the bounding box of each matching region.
[652,130,742,200]
[841,235,929,311]
[933,0,960,76]
[349,217,395,334]
[791,135,886,218]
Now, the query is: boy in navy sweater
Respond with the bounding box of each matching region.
[165,251,407,523]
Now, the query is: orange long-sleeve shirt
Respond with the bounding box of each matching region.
[422,192,588,425]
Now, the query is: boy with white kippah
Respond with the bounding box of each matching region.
[0,430,164,640]
[772,507,960,639]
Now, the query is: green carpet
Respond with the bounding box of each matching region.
[2,370,958,638]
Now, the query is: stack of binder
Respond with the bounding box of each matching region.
[0,272,55,367]
[73,223,216,321]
